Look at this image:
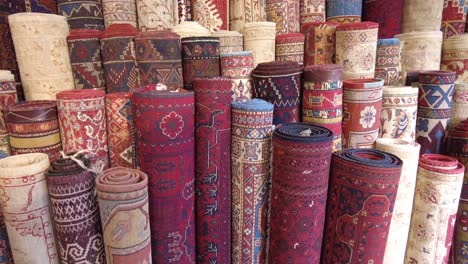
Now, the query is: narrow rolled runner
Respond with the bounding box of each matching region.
[303,64,343,151]
[135,31,183,90]
[269,123,333,263]
[451,82,468,128]
[416,71,456,154]
[301,22,337,66]
[342,78,384,149]
[46,154,105,263]
[379,86,419,142]
[275,33,305,65]
[300,0,325,25]
[0,14,22,102]
[96,167,152,263]
[5,100,62,162]
[375,139,421,264]
[172,21,210,39]
[362,0,403,38]
[100,24,140,93]
[220,51,254,101]
[0,73,17,157]
[24,0,58,13]
[0,153,59,263]
[231,99,273,264]
[177,0,193,22]
[193,0,229,32]
[133,87,195,263]
[405,154,465,263]
[252,61,302,125]
[266,0,300,34]
[57,89,109,169]
[243,22,276,67]
[321,149,402,264]
[229,0,267,32]
[402,0,444,32]
[8,13,74,100]
[106,92,135,168]
[67,29,106,90]
[181,36,221,90]
[211,30,244,54]
[137,0,178,31]
[57,0,104,30]
[442,0,468,38]
[335,22,379,79]
[441,34,468,82]
[102,0,137,27]
[375,38,400,86]
[326,0,362,23]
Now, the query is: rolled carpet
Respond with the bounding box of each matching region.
[416,71,456,154]
[252,61,302,125]
[0,72,17,157]
[441,34,468,82]
[0,153,59,263]
[321,149,402,264]
[405,154,464,263]
[229,0,267,32]
[402,0,444,32]
[0,14,23,101]
[275,33,305,66]
[375,139,421,264]
[24,0,58,13]
[194,77,232,263]
[177,0,192,22]
[242,22,276,67]
[46,154,105,263]
[211,30,244,54]
[96,167,152,263]
[57,0,104,30]
[326,0,362,23]
[266,0,300,34]
[133,87,195,263]
[101,0,137,27]
[302,64,343,151]
[375,38,400,86]
[220,51,254,101]
[192,0,229,32]
[301,22,338,67]
[136,0,178,31]
[451,82,468,128]
[300,0,325,25]
[442,0,468,38]
[231,99,273,264]
[342,78,384,149]
[0,207,13,264]
[362,0,404,38]
[269,123,333,263]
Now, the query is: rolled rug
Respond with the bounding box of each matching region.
[106,92,135,168]
[46,154,105,263]
[24,0,58,13]
[362,0,404,38]
[211,30,244,54]
[335,22,379,79]
[269,123,333,263]
[102,0,137,27]
[100,24,140,93]
[5,100,62,162]
[0,207,13,264]
[57,0,104,30]
[181,36,221,90]
[302,64,343,151]
[57,89,109,169]
[136,0,178,31]
[375,38,400,86]
[405,154,465,263]
[0,14,23,101]
[451,82,468,128]
[67,29,106,90]
[0,72,17,157]
[8,13,74,100]
[231,99,273,264]
[192,0,228,32]
[133,87,195,263]
[275,33,305,66]
[402,0,444,32]
[135,30,183,90]
[177,0,193,22]
[300,0,325,25]
[342,78,384,149]
[441,34,468,82]
[0,153,59,263]
[242,22,276,67]
[326,0,362,23]
[442,0,468,38]
[252,61,302,125]
[379,86,419,142]
[266,0,300,34]
[229,0,267,32]
[220,51,254,101]
[96,167,152,263]
[172,21,210,39]
[416,71,456,154]
[301,22,337,67]
[322,148,402,264]
[375,139,421,264]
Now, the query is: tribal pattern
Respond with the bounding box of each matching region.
[193,0,227,32]
[275,33,305,65]
[442,0,468,38]
[229,0,267,32]
[220,51,254,101]
[266,0,300,34]
[57,0,104,29]
[137,0,178,30]
[375,38,400,86]
[102,0,137,27]
[300,0,325,24]
[441,34,468,82]
[302,22,338,66]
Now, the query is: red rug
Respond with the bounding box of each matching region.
[0,15,23,101]
[442,0,468,38]
[301,22,338,67]
[362,0,404,38]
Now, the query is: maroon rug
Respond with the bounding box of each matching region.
[362,0,404,38]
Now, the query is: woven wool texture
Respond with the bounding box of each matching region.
[342,78,383,149]
[8,13,74,100]
[135,31,183,90]
[193,0,229,32]
[252,61,302,125]
[57,89,109,169]
[243,22,276,67]
[24,0,58,13]
[106,92,135,168]
[46,155,105,263]
[379,86,419,142]
[211,30,244,54]
[0,73,17,157]
[269,123,333,263]
[229,0,267,32]
[0,153,59,263]
[300,0,325,25]
[375,139,421,264]
[405,154,464,263]
[303,64,343,151]
[416,71,456,154]
[442,0,468,38]
[57,0,104,30]
[100,24,140,93]
[177,0,193,21]
[102,0,137,27]
[172,21,210,39]
[231,99,273,264]
[220,51,254,101]
[301,22,337,67]
[5,101,62,162]
[266,0,300,34]
[67,29,106,90]
[402,0,444,32]
[137,0,178,31]
[362,0,403,38]
[322,149,402,264]
[375,38,400,86]
[181,37,221,90]
[275,33,305,65]
[133,88,196,263]
[96,167,152,263]
[0,207,13,264]
[441,34,468,82]
[0,14,22,101]
[326,0,362,23]
[451,82,468,129]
